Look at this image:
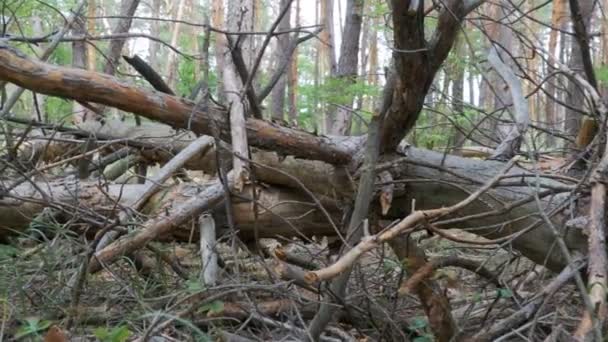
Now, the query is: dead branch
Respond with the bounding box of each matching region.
[398,255,499,295]
[305,158,517,284]
[472,257,586,341]
[0,44,356,164]
[88,172,234,273]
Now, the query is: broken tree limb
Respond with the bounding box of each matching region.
[122,54,175,95]
[398,255,498,295]
[199,213,218,286]
[95,134,214,251]
[487,45,530,160]
[305,158,517,284]
[0,44,356,164]
[222,55,250,192]
[89,172,235,273]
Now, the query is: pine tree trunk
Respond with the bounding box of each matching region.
[287,0,300,124]
[270,0,292,120]
[149,0,161,71]
[546,0,567,146]
[565,0,595,150]
[166,0,186,90]
[329,0,364,135]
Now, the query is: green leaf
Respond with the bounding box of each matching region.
[94,325,132,342]
[199,300,224,315]
[186,279,205,293]
[14,317,51,339]
[408,316,428,330]
[497,288,513,298]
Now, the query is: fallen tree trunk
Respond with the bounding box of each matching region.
[0,42,591,273]
[0,178,341,242]
[0,43,358,165]
[0,145,586,272]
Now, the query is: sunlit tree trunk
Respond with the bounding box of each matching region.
[287,0,300,124]
[546,0,567,147]
[103,0,141,76]
[449,34,466,153]
[270,0,292,121]
[148,0,161,71]
[313,0,320,132]
[329,0,364,135]
[352,3,370,135]
[30,13,46,121]
[86,0,96,71]
[319,0,337,133]
[71,14,89,124]
[166,0,186,90]
[212,0,225,100]
[565,0,595,150]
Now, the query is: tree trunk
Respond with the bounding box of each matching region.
[165,0,186,90]
[103,0,141,76]
[449,34,466,153]
[270,0,292,121]
[286,0,299,124]
[71,14,89,124]
[329,0,364,135]
[320,0,337,133]
[564,0,595,149]
[148,0,161,71]
[86,0,97,71]
[545,0,567,147]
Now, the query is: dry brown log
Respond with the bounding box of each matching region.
[0,44,357,165]
[0,145,589,273]
[0,177,341,243]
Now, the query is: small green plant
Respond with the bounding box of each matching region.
[198,300,224,315]
[408,316,434,341]
[93,325,132,342]
[497,288,513,299]
[14,317,52,340]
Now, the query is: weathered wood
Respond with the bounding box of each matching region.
[0,44,355,164]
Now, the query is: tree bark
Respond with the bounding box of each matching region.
[564,0,595,148]
[165,0,186,90]
[102,0,141,76]
[0,45,357,164]
[545,0,567,147]
[270,0,292,121]
[329,0,364,135]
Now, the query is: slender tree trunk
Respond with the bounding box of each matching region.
[320,0,337,133]
[270,0,292,121]
[103,0,141,76]
[450,35,466,153]
[86,0,96,71]
[313,0,320,132]
[212,0,225,100]
[353,4,370,135]
[287,0,300,124]
[546,0,567,146]
[565,0,595,150]
[148,0,161,71]
[72,15,89,124]
[329,0,364,135]
[31,14,46,121]
[166,0,186,90]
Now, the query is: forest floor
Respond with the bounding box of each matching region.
[0,225,582,341]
